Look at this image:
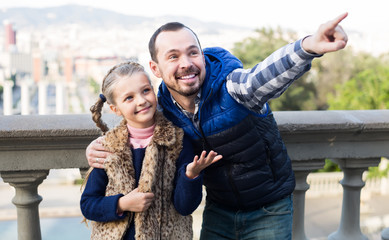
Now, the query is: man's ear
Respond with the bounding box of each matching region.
[149,60,161,78]
[109,104,122,117]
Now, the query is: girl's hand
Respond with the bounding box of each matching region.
[117,188,155,213]
[186,150,223,179]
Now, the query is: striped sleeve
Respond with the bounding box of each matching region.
[226,38,321,113]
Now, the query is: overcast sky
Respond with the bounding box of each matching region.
[0,0,388,35]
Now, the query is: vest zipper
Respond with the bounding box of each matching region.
[198,89,213,151]
[199,88,243,209]
[227,163,243,209]
[265,145,277,182]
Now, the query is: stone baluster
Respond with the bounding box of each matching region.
[55,81,65,114]
[3,80,14,115]
[38,81,48,115]
[0,171,49,240]
[20,80,31,115]
[292,159,325,240]
[328,158,381,240]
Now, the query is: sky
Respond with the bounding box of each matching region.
[0,0,388,35]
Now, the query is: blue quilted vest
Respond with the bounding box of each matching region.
[158,47,295,210]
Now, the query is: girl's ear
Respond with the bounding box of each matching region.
[109,104,122,117]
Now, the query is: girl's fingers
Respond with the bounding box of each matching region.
[198,151,207,161]
[193,155,199,165]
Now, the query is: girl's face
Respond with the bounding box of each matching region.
[110,72,157,128]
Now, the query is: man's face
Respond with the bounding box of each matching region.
[149,28,206,99]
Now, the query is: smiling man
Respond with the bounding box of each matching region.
[149,26,206,113]
[87,13,348,240]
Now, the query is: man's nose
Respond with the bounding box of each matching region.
[179,56,192,68]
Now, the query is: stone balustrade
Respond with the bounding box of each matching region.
[1,110,389,240]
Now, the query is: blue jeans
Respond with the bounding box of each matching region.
[200,194,293,240]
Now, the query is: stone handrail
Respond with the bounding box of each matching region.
[1,110,389,240]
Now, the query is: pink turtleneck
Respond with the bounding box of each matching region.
[127,124,155,149]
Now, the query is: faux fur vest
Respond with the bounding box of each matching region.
[91,112,193,240]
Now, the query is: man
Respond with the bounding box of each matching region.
[87,13,348,239]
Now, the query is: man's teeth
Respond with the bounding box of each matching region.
[181,74,195,79]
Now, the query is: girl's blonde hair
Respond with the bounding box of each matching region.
[90,61,151,133]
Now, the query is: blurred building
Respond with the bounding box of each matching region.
[3,20,16,52]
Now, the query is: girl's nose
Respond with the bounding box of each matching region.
[137,95,147,105]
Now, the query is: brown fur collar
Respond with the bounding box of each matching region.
[90,111,192,240]
[103,111,181,153]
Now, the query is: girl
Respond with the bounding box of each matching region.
[80,61,221,240]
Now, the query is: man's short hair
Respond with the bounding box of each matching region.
[148,22,202,63]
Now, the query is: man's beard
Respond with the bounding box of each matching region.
[172,65,202,96]
[169,82,200,97]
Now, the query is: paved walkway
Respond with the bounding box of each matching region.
[1,174,388,240]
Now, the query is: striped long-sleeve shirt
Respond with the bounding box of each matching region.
[226,38,320,114]
[173,38,320,127]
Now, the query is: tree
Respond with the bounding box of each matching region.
[310,48,355,109]
[328,63,389,110]
[88,76,100,95]
[232,27,318,110]
[231,26,389,111]
[233,27,294,68]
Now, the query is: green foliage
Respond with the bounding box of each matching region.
[366,164,389,179]
[310,48,357,109]
[328,63,389,110]
[269,77,317,111]
[231,26,389,111]
[232,27,317,111]
[233,27,295,68]
[316,159,341,173]
[88,76,100,95]
[316,159,389,177]
[74,178,85,185]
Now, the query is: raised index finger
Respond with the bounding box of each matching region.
[330,12,348,28]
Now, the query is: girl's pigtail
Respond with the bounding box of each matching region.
[90,94,109,134]
[82,96,108,225]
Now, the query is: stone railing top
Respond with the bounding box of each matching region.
[0,114,119,171]
[274,110,389,160]
[0,110,388,171]
[1,114,102,138]
[2,110,387,137]
[275,110,389,132]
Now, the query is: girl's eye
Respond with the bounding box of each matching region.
[144,88,151,94]
[125,96,133,101]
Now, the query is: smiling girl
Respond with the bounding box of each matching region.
[80,61,222,240]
